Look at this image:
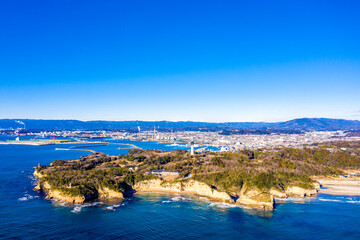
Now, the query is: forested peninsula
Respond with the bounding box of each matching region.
[34,142,360,211]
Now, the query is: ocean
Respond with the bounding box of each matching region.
[1,137,360,240]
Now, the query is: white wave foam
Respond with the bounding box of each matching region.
[317,197,360,204]
[71,206,82,213]
[27,175,36,180]
[318,198,343,202]
[344,198,360,204]
[198,197,210,202]
[82,202,102,207]
[52,199,68,206]
[275,197,307,202]
[18,195,39,201]
[68,202,104,213]
[105,206,115,211]
[170,197,192,202]
[161,196,192,204]
[104,203,123,211]
[209,202,240,209]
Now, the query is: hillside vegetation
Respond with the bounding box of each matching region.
[35,142,360,200]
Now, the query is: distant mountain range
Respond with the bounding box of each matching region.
[0,118,360,132]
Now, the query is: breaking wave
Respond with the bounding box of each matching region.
[104,202,127,211]
[318,198,343,202]
[209,202,241,209]
[318,197,360,204]
[161,197,192,204]
[68,202,103,213]
[18,194,39,201]
[170,197,192,202]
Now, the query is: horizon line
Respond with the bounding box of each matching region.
[1,117,360,124]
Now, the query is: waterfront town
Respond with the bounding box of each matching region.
[1,128,359,152]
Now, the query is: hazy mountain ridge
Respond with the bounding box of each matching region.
[0,118,360,132]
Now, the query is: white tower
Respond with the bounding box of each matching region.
[190,141,194,156]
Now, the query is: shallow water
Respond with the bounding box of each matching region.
[0,137,360,239]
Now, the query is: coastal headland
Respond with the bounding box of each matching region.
[32,143,360,211]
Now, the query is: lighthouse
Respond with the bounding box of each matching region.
[190,141,194,156]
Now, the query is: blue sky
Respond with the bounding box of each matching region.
[1,0,359,122]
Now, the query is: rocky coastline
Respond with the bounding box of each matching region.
[33,169,319,211]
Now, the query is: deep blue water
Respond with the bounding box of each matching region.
[1,137,360,239]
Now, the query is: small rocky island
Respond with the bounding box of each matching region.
[34,144,360,211]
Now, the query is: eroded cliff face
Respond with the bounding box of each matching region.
[134,179,276,210]
[33,169,46,179]
[46,189,86,204]
[269,186,318,199]
[33,173,124,204]
[236,186,274,211]
[269,188,287,198]
[98,187,124,199]
[312,182,321,190]
[134,179,180,192]
[134,179,234,203]
[34,181,86,204]
[33,166,319,211]
[183,180,233,202]
[285,186,317,197]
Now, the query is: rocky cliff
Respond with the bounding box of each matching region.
[236,187,274,211]
[34,168,319,210]
[34,181,89,204]
[134,179,276,210]
[34,173,124,204]
[269,184,319,198]
[98,187,124,199]
[134,179,234,203]
[285,186,317,197]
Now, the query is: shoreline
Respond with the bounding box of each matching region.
[317,178,360,196]
[134,189,232,203]
[0,140,104,146]
[55,148,97,153]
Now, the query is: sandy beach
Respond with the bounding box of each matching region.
[317,178,360,196]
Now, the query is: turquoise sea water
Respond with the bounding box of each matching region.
[1,137,360,240]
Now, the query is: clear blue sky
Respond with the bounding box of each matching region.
[1,0,359,122]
